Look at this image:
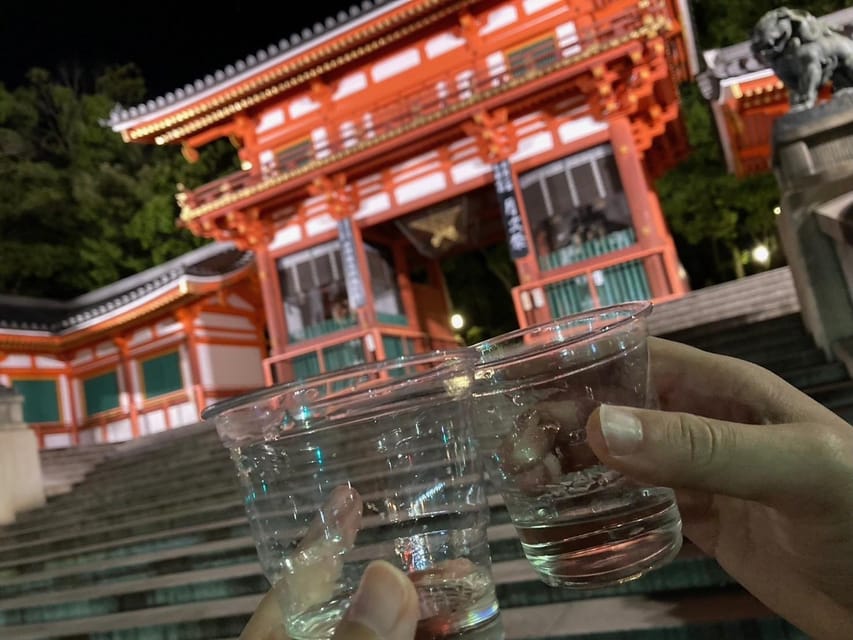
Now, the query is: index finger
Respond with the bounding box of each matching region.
[648,337,846,426]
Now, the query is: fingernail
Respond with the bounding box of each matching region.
[599,405,643,456]
[344,561,412,637]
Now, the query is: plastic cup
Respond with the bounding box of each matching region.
[470,302,682,588]
[202,352,502,640]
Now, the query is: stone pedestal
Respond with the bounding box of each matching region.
[0,387,46,525]
[772,93,853,358]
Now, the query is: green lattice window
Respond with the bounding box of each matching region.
[141,351,184,399]
[507,37,558,78]
[12,379,60,423]
[83,371,120,416]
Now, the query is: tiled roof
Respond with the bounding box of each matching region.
[698,7,853,101]
[0,243,252,334]
[106,0,393,129]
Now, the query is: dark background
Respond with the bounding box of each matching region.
[0,1,360,94]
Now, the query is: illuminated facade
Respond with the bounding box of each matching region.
[0,244,265,447]
[109,0,697,384]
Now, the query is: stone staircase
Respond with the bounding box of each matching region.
[2,286,846,638]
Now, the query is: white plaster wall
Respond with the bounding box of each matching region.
[196,344,264,389]
[170,402,199,428]
[198,312,255,331]
[140,410,167,436]
[2,355,30,368]
[33,356,64,370]
[108,419,133,443]
[43,433,72,449]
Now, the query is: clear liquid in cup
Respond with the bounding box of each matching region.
[285,561,499,640]
[504,468,681,587]
[231,413,500,640]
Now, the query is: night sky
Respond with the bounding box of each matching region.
[1,1,360,96]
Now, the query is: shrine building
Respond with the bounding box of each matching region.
[697,6,853,178]
[0,244,265,448]
[108,0,698,385]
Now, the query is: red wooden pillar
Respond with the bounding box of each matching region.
[113,336,140,439]
[176,305,206,416]
[608,117,686,297]
[63,359,80,446]
[392,240,420,331]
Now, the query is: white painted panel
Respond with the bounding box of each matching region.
[170,402,198,428]
[393,151,441,174]
[306,214,338,236]
[371,48,421,83]
[480,6,518,35]
[108,419,133,442]
[257,109,285,133]
[394,172,448,205]
[199,345,264,388]
[312,127,330,159]
[425,32,465,59]
[140,410,167,435]
[456,70,474,100]
[44,433,72,449]
[58,375,71,423]
[451,158,492,184]
[270,224,303,250]
[333,72,368,100]
[289,96,320,119]
[259,150,275,173]
[340,121,358,148]
[33,356,64,370]
[524,0,561,14]
[227,294,254,311]
[556,22,577,40]
[157,319,182,335]
[557,116,608,145]
[129,327,153,347]
[2,354,31,368]
[96,342,117,358]
[354,193,392,220]
[199,312,255,331]
[195,330,258,341]
[510,131,555,163]
[561,43,582,58]
[0,374,9,387]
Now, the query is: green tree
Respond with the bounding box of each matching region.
[657,0,849,285]
[0,65,237,298]
[656,85,780,284]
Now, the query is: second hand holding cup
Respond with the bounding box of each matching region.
[471,302,682,589]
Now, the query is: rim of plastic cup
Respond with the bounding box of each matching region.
[200,348,477,422]
[471,300,652,366]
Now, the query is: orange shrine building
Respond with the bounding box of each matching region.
[698,6,853,178]
[0,244,266,448]
[3,0,702,447]
[108,0,698,386]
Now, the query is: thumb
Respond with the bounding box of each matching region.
[334,561,421,640]
[586,404,852,510]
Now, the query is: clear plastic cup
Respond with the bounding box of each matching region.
[202,352,502,640]
[471,302,682,588]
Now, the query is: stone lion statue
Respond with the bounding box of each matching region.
[751,7,853,111]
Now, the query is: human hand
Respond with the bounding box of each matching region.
[240,486,420,640]
[585,337,853,640]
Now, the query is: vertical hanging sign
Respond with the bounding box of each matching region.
[337,218,366,310]
[492,160,530,259]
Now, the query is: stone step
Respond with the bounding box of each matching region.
[0,548,726,629]
[0,485,243,544]
[0,517,252,577]
[664,314,809,353]
[5,460,237,530]
[0,584,785,639]
[780,361,849,389]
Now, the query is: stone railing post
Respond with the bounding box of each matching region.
[0,386,46,525]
